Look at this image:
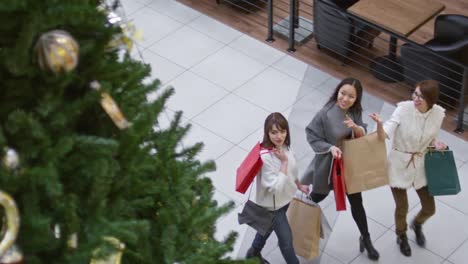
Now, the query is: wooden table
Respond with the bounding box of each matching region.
[348,0,445,82]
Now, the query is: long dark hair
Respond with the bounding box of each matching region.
[260,112,291,149]
[325,77,363,114]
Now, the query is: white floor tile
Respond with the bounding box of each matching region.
[303,251,345,264]
[130,8,182,48]
[229,35,285,65]
[207,146,249,203]
[361,92,385,114]
[213,189,236,207]
[316,77,340,97]
[141,49,185,86]
[164,71,228,118]
[191,46,267,91]
[407,200,468,258]
[436,162,468,214]
[282,106,293,121]
[438,130,468,163]
[272,55,308,81]
[148,26,224,68]
[237,127,263,152]
[323,210,388,263]
[181,121,234,163]
[120,0,146,15]
[351,229,444,264]
[298,66,332,98]
[234,67,302,112]
[192,94,269,144]
[147,0,201,24]
[448,238,468,264]
[188,14,243,44]
[379,102,397,120]
[362,185,421,228]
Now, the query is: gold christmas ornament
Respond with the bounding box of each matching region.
[0,191,21,261]
[90,237,125,264]
[34,30,79,74]
[90,81,131,130]
[98,2,141,52]
[2,148,19,171]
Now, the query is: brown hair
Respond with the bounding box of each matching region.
[416,80,440,109]
[261,112,290,149]
[326,77,363,114]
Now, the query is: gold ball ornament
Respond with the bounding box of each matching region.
[34,30,79,74]
[2,148,19,171]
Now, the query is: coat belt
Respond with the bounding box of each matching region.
[394,149,422,169]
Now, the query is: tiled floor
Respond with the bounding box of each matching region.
[122,0,468,263]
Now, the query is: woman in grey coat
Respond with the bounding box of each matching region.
[302,77,380,260]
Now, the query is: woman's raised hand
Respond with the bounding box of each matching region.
[273,148,288,163]
[370,113,386,141]
[330,146,342,159]
[297,184,310,194]
[344,114,357,128]
[369,113,382,124]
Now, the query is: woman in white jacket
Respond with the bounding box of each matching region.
[371,80,447,257]
[246,112,309,264]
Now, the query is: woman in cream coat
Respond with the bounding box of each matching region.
[371,80,447,257]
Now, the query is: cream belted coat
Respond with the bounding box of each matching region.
[383,101,445,190]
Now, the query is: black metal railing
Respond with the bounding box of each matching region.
[216,0,467,133]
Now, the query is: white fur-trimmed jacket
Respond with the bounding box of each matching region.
[383,101,445,189]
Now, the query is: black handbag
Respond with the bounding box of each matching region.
[238,198,275,236]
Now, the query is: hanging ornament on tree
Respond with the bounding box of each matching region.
[98,0,142,53]
[89,237,125,264]
[0,191,22,264]
[90,81,131,130]
[2,148,19,171]
[34,30,79,74]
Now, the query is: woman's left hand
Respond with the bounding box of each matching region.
[344,114,357,129]
[297,184,310,194]
[432,139,447,150]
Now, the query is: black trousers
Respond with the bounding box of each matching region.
[310,192,369,237]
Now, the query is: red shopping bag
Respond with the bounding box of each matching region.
[332,158,346,211]
[236,143,263,194]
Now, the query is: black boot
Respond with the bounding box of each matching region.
[396,233,412,257]
[246,247,270,264]
[359,235,380,260]
[411,221,426,247]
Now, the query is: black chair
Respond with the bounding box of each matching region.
[400,14,468,104]
[314,0,378,63]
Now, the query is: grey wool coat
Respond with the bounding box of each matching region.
[301,103,367,195]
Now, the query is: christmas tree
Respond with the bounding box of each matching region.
[0,0,244,263]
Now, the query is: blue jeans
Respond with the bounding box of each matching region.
[251,204,299,264]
